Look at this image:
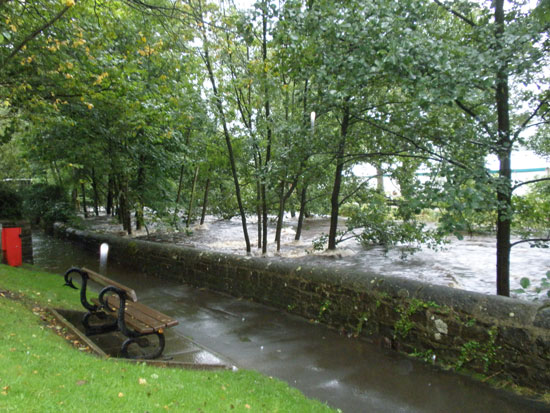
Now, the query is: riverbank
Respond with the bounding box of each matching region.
[0,264,333,412]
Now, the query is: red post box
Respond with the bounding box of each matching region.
[1,227,22,267]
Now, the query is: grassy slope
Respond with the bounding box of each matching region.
[0,265,334,412]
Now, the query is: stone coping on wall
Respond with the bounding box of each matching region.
[53,223,550,392]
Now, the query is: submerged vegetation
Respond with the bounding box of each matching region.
[1,0,549,296]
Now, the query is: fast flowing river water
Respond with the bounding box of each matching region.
[125,215,550,302]
[30,230,549,412]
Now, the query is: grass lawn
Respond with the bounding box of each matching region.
[0,264,335,412]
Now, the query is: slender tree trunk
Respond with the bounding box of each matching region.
[199,21,251,252]
[136,159,146,231]
[118,176,131,235]
[52,161,62,186]
[91,168,100,216]
[72,186,78,212]
[173,163,185,227]
[328,101,350,250]
[186,165,200,228]
[495,0,511,297]
[106,175,114,216]
[376,165,385,193]
[256,166,262,249]
[200,177,210,225]
[261,3,272,255]
[275,182,285,252]
[295,184,308,241]
[81,182,88,219]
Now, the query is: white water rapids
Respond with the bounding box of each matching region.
[88,214,550,302]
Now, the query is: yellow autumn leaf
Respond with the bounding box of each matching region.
[66,0,75,6]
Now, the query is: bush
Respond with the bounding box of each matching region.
[0,184,23,219]
[21,184,74,229]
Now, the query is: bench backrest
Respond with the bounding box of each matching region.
[81,267,138,302]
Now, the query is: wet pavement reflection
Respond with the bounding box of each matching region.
[32,231,549,412]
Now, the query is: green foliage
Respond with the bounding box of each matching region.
[512,271,550,299]
[394,299,439,339]
[513,181,550,239]
[455,327,499,373]
[21,184,74,228]
[344,190,444,255]
[0,184,23,219]
[318,299,331,321]
[411,348,437,364]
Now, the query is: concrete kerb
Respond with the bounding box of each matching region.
[53,223,550,391]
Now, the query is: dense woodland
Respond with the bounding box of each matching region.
[1,0,549,296]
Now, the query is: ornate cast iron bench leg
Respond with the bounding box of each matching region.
[63,267,118,335]
[121,331,166,360]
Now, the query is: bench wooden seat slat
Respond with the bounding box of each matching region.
[90,297,178,334]
[82,267,138,302]
[65,266,178,359]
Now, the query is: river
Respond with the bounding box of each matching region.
[122,215,550,302]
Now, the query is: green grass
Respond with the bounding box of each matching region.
[0,264,335,412]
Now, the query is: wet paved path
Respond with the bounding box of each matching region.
[32,232,548,412]
[130,278,546,413]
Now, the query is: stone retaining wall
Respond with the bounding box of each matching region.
[54,223,550,392]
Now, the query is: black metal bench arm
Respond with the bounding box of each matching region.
[63,267,97,312]
[97,285,140,339]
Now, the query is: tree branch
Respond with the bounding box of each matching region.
[512,98,549,142]
[4,4,73,66]
[433,0,477,27]
[512,176,550,191]
[510,238,550,248]
[454,99,495,139]
[352,114,471,170]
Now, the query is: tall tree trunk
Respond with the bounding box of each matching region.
[91,168,100,216]
[256,165,262,249]
[173,163,185,227]
[295,184,308,241]
[136,159,146,231]
[72,186,78,212]
[261,2,272,255]
[118,176,131,235]
[328,101,350,250]
[376,165,385,193]
[106,175,114,216]
[275,182,286,252]
[81,182,88,219]
[186,165,200,228]
[199,16,251,252]
[200,177,210,225]
[495,0,511,297]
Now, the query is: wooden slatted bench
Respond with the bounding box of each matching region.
[63,266,178,359]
